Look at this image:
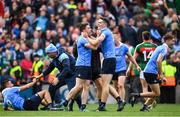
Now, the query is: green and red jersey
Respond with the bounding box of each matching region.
[134,42,157,75]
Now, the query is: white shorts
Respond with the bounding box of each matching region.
[140,71,145,80]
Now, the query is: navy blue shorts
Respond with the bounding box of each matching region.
[144,72,160,84]
[92,68,101,81]
[23,94,41,110]
[76,66,92,80]
[101,58,116,74]
[112,70,126,80]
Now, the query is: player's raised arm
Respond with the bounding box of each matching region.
[20,78,37,91]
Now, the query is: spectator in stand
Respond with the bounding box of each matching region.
[96,0,107,15]
[47,14,56,31]
[149,18,166,45]
[32,52,44,94]
[163,8,174,27]
[35,8,48,33]
[31,41,44,60]
[30,30,45,49]
[109,0,120,25]
[0,0,4,17]
[119,18,138,47]
[10,59,22,85]
[20,52,32,83]
[24,6,36,27]
[14,42,25,61]
[167,51,180,84]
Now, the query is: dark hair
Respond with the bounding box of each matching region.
[142,31,151,40]
[10,59,18,67]
[0,79,10,91]
[79,22,89,32]
[99,17,109,26]
[163,33,174,41]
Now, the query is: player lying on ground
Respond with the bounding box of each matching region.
[1,77,53,111]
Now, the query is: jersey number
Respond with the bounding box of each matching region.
[143,51,153,61]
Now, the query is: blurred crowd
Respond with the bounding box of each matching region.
[0,0,180,85]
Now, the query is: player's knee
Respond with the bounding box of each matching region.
[45,90,49,94]
[97,85,102,91]
[154,91,160,97]
[142,83,147,88]
[41,90,48,94]
[76,84,83,90]
[96,82,102,89]
[84,84,90,90]
[117,84,124,89]
[156,92,160,97]
[102,82,110,88]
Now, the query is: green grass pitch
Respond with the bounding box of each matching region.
[0,104,180,117]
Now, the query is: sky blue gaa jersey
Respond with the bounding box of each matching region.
[101,27,115,59]
[2,87,24,110]
[115,43,129,72]
[144,43,168,74]
[76,35,92,67]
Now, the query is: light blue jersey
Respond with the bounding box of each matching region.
[2,87,24,110]
[144,43,168,74]
[115,43,129,72]
[76,35,92,67]
[101,28,115,59]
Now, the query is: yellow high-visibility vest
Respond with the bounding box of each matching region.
[32,60,44,80]
[68,4,77,9]
[48,68,59,83]
[10,66,22,79]
[161,61,176,86]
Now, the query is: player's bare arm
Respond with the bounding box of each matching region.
[157,54,167,82]
[87,33,105,46]
[20,78,37,91]
[127,52,141,72]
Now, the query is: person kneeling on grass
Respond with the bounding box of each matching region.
[1,78,53,111]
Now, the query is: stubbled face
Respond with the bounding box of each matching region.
[47,52,57,58]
